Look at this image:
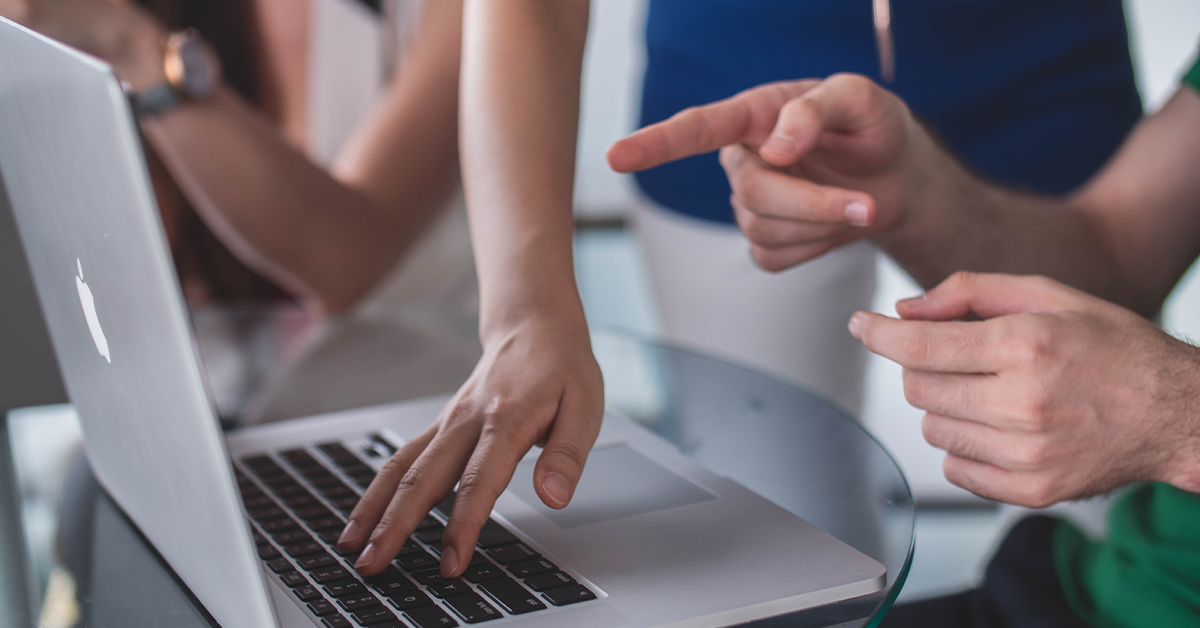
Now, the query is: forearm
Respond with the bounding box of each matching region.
[141,92,421,312]
[460,0,591,341]
[878,130,1124,309]
[119,6,460,312]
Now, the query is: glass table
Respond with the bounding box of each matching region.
[6,309,914,627]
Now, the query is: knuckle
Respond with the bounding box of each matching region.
[543,440,588,473]
[740,215,774,246]
[902,371,929,408]
[454,471,503,514]
[946,271,978,293]
[899,333,933,367]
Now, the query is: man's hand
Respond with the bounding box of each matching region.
[608,74,925,271]
[337,318,604,578]
[850,272,1200,507]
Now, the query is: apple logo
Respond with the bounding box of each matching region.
[75,259,111,363]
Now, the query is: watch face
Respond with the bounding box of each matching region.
[172,36,220,99]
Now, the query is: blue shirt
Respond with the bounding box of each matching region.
[636,0,1143,224]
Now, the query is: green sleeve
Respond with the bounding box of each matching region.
[1185,55,1200,94]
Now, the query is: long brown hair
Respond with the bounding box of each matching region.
[137,0,290,304]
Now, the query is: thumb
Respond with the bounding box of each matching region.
[896,272,1078,321]
[533,390,601,509]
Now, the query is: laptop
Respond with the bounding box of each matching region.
[0,18,886,628]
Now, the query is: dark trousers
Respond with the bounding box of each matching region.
[881,516,1093,628]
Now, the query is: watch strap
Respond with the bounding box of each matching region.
[131,83,182,118]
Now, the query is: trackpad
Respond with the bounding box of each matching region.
[510,444,716,529]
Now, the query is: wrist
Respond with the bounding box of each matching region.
[1158,344,1200,494]
[875,120,961,249]
[107,12,169,91]
[479,293,590,349]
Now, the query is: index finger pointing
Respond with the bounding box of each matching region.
[849,311,1005,373]
[607,80,820,173]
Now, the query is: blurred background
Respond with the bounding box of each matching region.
[5,0,1200,622]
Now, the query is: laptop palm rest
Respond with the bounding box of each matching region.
[510,444,716,529]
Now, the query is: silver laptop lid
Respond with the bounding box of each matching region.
[0,19,278,628]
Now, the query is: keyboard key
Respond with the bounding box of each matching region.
[386,589,433,610]
[282,494,320,509]
[319,530,346,544]
[309,474,344,488]
[462,562,504,583]
[261,474,298,489]
[477,578,546,615]
[474,520,518,549]
[414,527,444,545]
[410,570,445,586]
[336,592,383,612]
[395,550,439,572]
[261,518,300,534]
[273,529,313,545]
[351,606,397,625]
[266,558,294,573]
[280,571,309,588]
[320,486,356,499]
[274,484,309,498]
[308,517,346,532]
[443,591,501,623]
[366,566,415,586]
[485,543,539,565]
[243,496,274,509]
[332,496,360,511]
[540,584,596,606]
[257,544,281,560]
[323,580,366,598]
[309,600,339,616]
[249,506,286,521]
[285,541,326,557]
[523,571,575,592]
[373,577,418,598]
[293,584,323,602]
[404,604,459,628]
[318,442,357,462]
[242,455,277,471]
[296,506,335,521]
[369,433,398,455]
[426,579,472,598]
[299,554,338,571]
[252,530,270,546]
[311,566,354,584]
[416,516,441,530]
[396,539,424,556]
[506,558,556,579]
[321,616,352,628]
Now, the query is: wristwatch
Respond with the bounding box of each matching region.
[130,29,221,117]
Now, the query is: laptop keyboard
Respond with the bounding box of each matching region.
[236,434,596,627]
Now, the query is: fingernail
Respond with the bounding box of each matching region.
[896,294,926,308]
[440,544,459,576]
[542,472,571,507]
[354,542,377,570]
[848,312,864,339]
[762,133,799,156]
[845,201,870,227]
[337,520,358,548]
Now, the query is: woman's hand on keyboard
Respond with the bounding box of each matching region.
[337,314,604,578]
